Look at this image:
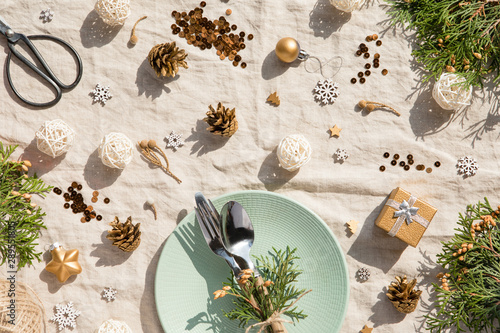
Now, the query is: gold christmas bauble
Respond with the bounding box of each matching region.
[275,37,300,63]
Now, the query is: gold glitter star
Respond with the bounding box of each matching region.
[45,244,82,283]
[329,125,342,137]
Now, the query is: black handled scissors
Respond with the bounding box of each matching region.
[0,15,83,107]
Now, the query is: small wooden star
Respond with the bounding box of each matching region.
[347,220,359,234]
[361,324,373,333]
[329,125,342,137]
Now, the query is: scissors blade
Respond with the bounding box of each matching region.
[0,15,13,37]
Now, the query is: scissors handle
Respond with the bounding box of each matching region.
[6,34,83,107]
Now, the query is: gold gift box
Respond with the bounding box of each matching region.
[375,187,437,247]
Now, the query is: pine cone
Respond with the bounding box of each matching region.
[204,102,238,137]
[386,275,422,313]
[148,42,188,77]
[106,216,141,252]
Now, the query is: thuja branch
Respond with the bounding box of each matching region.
[386,0,500,88]
[0,142,52,269]
[426,198,500,333]
[213,247,310,332]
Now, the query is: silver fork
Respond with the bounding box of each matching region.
[194,192,242,278]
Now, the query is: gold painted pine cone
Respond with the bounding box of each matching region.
[148,42,188,77]
[204,102,238,137]
[106,216,141,252]
[386,275,422,313]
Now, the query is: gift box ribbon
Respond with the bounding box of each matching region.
[386,195,430,237]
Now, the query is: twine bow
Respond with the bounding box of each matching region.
[245,289,312,333]
[386,195,429,237]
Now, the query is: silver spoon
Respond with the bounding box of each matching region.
[220,201,258,276]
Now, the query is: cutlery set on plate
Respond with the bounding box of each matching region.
[194,192,286,332]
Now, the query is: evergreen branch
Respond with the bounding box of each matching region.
[386,0,500,88]
[215,247,310,332]
[0,142,52,269]
[425,198,500,332]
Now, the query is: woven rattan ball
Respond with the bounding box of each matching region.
[98,132,133,169]
[432,73,473,110]
[0,280,48,332]
[94,0,131,26]
[96,319,132,333]
[35,119,75,158]
[329,0,365,12]
[277,134,312,172]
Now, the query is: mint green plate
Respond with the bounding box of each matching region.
[155,191,349,332]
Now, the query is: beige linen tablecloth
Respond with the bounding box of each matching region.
[0,0,497,332]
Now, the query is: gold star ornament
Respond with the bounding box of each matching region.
[329,125,342,137]
[45,243,82,283]
[361,324,373,333]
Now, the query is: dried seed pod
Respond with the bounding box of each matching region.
[146,197,158,220]
[366,104,375,112]
[358,100,367,108]
[129,16,147,45]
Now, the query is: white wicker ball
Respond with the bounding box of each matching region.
[94,0,131,26]
[98,132,133,169]
[96,319,132,333]
[329,0,365,12]
[277,134,312,172]
[432,73,473,110]
[35,119,75,158]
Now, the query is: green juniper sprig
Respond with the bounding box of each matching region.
[0,142,52,269]
[386,0,500,88]
[213,247,310,332]
[425,198,500,332]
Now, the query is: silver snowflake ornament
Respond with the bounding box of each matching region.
[314,79,340,104]
[50,302,81,331]
[165,131,184,150]
[40,8,54,23]
[335,148,349,162]
[457,156,478,177]
[357,267,370,281]
[102,287,117,302]
[90,83,112,105]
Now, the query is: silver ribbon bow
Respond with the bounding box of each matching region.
[386,195,429,237]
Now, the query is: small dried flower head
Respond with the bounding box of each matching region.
[30,202,37,208]
[436,272,444,279]
[11,191,20,196]
[213,290,226,299]
[222,286,231,291]
[459,256,464,261]
[366,104,375,112]
[26,210,31,215]
[139,140,148,149]
[473,52,482,59]
[492,220,497,227]
[240,274,251,280]
[445,273,450,277]
[263,280,274,287]
[242,269,253,275]
[452,252,457,257]
[438,38,444,44]
[22,193,31,199]
[22,165,29,172]
[442,282,448,288]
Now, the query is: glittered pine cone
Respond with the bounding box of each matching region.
[386,275,422,314]
[204,102,238,137]
[106,216,141,252]
[148,42,188,77]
